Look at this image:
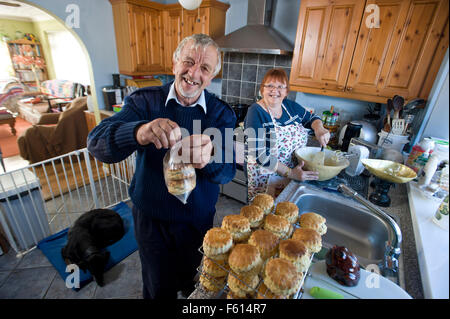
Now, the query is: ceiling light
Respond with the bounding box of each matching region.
[178,0,202,10]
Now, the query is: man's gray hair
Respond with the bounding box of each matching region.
[173,33,222,76]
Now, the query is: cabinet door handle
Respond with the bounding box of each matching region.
[347,87,353,92]
[338,86,345,91]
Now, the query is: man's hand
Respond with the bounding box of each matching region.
[179,134,213,169]
[289,160,319,181]
[136,118,181,149]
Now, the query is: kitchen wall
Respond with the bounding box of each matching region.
[416,49,449,142]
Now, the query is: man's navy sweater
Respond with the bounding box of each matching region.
[87,82,236,230]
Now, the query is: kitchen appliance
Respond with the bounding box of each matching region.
[338,120,378,151]
[361,159,417,207]
[349,137,384,159]
[215,0,293,55]
[102,74,126,111]
[230,103,249,127]
[345,145,370,176]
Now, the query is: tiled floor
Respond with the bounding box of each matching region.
[0,194,245,299]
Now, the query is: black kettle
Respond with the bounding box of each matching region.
[341,121,362,152]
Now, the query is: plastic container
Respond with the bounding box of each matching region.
[0,170,50,252]
[377,130,409,152]
[418,142,449,187]
[406,137,435,174]
[432,194,449,231]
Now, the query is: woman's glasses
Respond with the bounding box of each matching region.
[264,84,287,91]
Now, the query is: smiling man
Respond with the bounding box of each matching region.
[87,34,236,299]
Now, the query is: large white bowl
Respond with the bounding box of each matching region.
[294,147,350,181]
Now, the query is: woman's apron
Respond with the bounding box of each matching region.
[247,103,309,202]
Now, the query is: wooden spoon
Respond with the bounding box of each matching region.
[384,99,393,132]
[392,95,404,119]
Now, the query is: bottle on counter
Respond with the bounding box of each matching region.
[418,142,449,189]
[432,194,449,231]
[406,137,435,175]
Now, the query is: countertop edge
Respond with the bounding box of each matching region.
[406,183,449,299]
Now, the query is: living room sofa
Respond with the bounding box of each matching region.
[17,79,85,125]
[17,96,88,164]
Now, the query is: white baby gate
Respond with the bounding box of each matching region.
[0,148,136,257]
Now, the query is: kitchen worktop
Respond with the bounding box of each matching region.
[407,183,449,299]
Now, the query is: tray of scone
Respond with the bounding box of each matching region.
[197,193,327,299]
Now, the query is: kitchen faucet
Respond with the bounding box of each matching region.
[337,183,402,276]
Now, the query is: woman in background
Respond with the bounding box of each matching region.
[244,68,330,201]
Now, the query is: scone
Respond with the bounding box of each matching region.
[202,256,229,278]
[264,214,290,239]
[275,202,299,224]
[256,282,287,299]
[199,273,226,293]
[252,193,274,215]
[291,228,322,253]
[227,272,259,296]
[228,243,262,276]
[167,176,196,195]
[240,205,264,228]
[264,258,302,297]
[279,239,311,273]
[248,229,279,261]
[222,214,251,243]
[165,165,195,180]
[299,212,327,235]
[202,227,233,260]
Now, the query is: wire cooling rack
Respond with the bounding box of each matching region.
[195,243,315,299]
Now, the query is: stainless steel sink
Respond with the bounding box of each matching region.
[277,181,402,285]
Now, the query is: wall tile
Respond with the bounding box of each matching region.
[229,52,243,63]
[275,54,293,67]
[259,54,275,66]
[257,65,273,83]
[221,80,227,96]
[243,53,259,64]
[242,64,257,82]
[241,82,256,100]
[227,80,241,97]
[228,63,243,81]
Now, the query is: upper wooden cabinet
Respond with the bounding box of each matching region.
[110,0,166,75]
[289,0,449,103]
[110,0,229,76]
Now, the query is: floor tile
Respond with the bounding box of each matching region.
[93,261,142,299]
[0,270,11,287]
[0,267,56,299]
[16,248,52,269]
[0,247,22,271]
[44,273,97,299]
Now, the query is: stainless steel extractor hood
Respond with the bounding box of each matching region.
[215,0,293,55]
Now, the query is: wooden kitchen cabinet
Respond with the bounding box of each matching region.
[110,0,229,76]
[289,0,449,103]
[110,0,166,75]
